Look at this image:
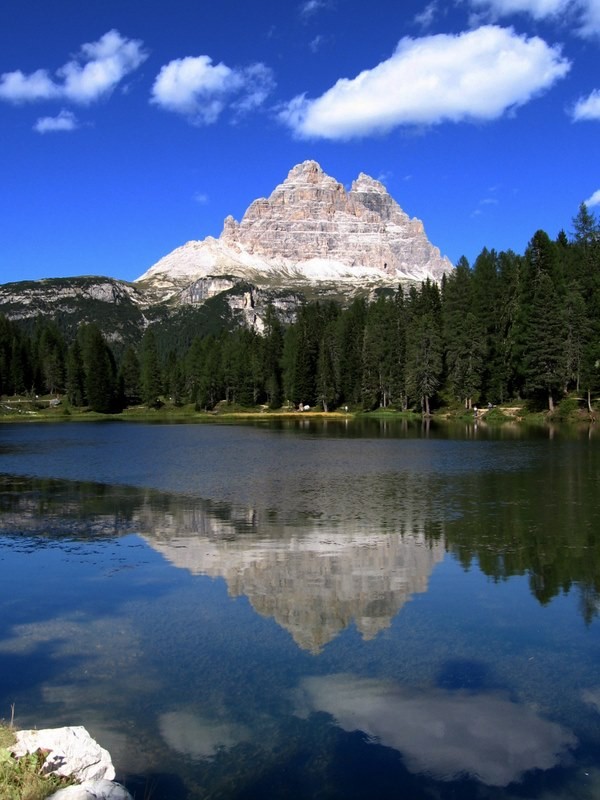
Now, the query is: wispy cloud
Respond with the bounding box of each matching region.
[0,30,147,105]
[279,26,570,140]
[414,1,439,28]
[193,192,209,205]
[309,34,328,52]
[33,109,79,133]
[572,88,600,120]
[299,0,330,18]
[151,55,275,125]
[584,189,600,207]
[467,0,600,38]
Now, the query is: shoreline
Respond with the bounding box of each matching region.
[0,401,596,427]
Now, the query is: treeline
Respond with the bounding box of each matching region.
[1,205,599,414]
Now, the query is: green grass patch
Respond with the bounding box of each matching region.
[0,724,76,800]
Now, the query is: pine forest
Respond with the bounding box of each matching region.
[1,205,599,417]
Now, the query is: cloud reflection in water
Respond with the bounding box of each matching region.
[295,674,576,786]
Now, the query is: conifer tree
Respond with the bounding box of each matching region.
[65,339,86,406]
[405,281,443,415]
[119,345,141,406]
[443,257,483,408]
[140,328,162,407]
[80,324,118,413]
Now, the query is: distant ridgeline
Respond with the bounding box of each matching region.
[0,165,599,414]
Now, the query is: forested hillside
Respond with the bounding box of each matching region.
[1,205,599,415]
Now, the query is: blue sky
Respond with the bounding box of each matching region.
[1,0,599,285]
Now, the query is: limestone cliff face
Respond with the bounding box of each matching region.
[137,161,453,301]
[222,162,448,280]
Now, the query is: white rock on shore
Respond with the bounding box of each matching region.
[10,725,132,800]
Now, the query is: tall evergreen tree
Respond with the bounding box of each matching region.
[80,324,118,413]
[261,305,284,409]
[119,345,141,406]
[443,257,483,408]
[140,328,162,407]
[65,339,86,406]
[405,281,443,415]
[337,297,367,406]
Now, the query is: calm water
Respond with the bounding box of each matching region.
[0,419,599,799]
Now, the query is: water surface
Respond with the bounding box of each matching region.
[0,419,599,799]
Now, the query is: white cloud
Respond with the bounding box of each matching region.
[0,30,147,105]
[0,69,60,102]
[151,56,274,125]
[296,674,577,787]
[467,0,600,37]
[578,0,600,36]
[584,189,600,207]
[572,88,600,120]
[33,109,79,133]
[56,30,148,104]
[469,0,571,19]
[279,26,570,140]
[299,0,329,17]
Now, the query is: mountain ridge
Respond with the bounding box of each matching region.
[0,161,453,343]
[136,160,453,301]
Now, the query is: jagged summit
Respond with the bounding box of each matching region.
[136,160,452,301]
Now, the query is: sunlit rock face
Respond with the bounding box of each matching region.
[136,161,452,301]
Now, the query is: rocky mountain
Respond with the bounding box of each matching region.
[0,161,453,342]
[137,160,453,304]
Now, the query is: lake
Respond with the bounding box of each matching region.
[0,418,599,799]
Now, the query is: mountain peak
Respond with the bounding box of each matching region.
[351,172,388,194]
[285,160,326,183]
[137,162,453,300]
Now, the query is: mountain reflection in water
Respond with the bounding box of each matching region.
[0,475,445,652]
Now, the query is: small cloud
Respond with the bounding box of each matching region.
[467,0,600,39]
[151,55,275,125]
[0,30,147,105]
[584,189,600,207]
[231,63,276,117]
[376,171,392,184]
[572,88,600,120]
[468,0,571,22]
[193,192,209,204]
[414,1,439,28]
[309,34,328,52]
[33,109,79,133]
[471,193,499,216]
[299,0,329,18]
[279,26,570,140]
